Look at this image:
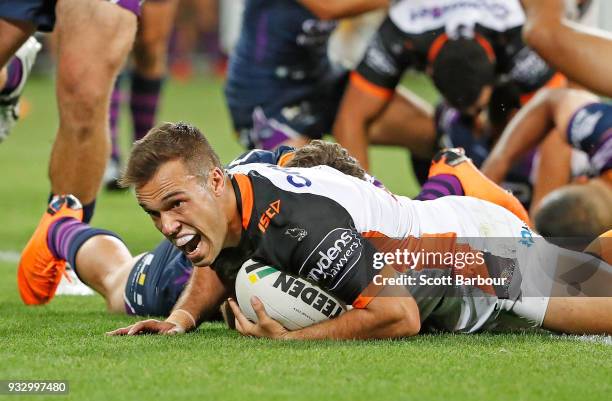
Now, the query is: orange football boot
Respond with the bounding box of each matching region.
[18,195,83,305]
[428,148,532,226]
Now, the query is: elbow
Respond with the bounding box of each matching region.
[398,304,421,337]
[522,21,556,54]
[384,298,421,338]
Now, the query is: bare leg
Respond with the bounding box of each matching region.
[74,235,136,313]
[133,0,179,79]
[368,86,436,159]
[49,0,137,203]
[0,19,34,67]
[543,297,612,334]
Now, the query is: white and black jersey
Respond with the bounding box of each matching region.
[211,163,558,333]
[354,0,558,99]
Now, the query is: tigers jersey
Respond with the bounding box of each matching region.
[212,163,542,333]
[354,0,558,99]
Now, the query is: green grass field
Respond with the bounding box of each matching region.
[1,75,611,401]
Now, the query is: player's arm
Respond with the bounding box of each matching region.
[298,0,389,20]
[229,277,420,340]
[166,266,229,330]
[521,0,612,96]
[333,18,404,170]
[107,266,228,335]
[333,77,393,171]
[481,88,597,183]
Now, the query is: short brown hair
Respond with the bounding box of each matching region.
[121,122,222,188]
[285,140,366,180]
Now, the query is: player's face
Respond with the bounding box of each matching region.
[135,159,230,267]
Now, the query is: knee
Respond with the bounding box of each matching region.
[57,76,108,141]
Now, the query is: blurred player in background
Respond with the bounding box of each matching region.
[0,0,137,228]
[482,88,612,243]
[105,0,180,190]
[224,0,389,151]
[521,0,612,97]
[0,37,41,142]
[333,0,565,182]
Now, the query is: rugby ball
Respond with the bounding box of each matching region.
[235,259,347,330]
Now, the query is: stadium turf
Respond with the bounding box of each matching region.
[1,75,611,401]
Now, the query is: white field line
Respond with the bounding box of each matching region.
[0,249,94,295]
[0,250,20,263]
[553,334,612,346]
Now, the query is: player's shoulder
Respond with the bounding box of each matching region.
[227,146,296,169]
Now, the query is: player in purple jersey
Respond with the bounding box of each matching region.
[225,0,389,151]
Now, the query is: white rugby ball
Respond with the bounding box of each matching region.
[235,259,347,330]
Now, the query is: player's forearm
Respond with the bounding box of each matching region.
[522,1,612,97]
[167,266,227,329]
[299,0,388,20]
[334,82,388,171]
[284,296,420,340]
[482,91,555,183]
[333,114,371,171]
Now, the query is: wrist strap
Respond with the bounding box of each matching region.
[166,308,197,331]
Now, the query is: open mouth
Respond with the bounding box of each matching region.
[176,234,202,255]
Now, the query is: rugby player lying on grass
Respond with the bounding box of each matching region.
[18,134,525,326]
[17,140,384,319]
[481,88,612,245]
[20,123,611,339]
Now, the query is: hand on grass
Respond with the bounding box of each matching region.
[106,319,185,336]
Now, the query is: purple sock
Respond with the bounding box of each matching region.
[130,72,163,141]
[48,217,122,276]
[415,174,464,201]
[1,57,23,95]
[110,79,123,162]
